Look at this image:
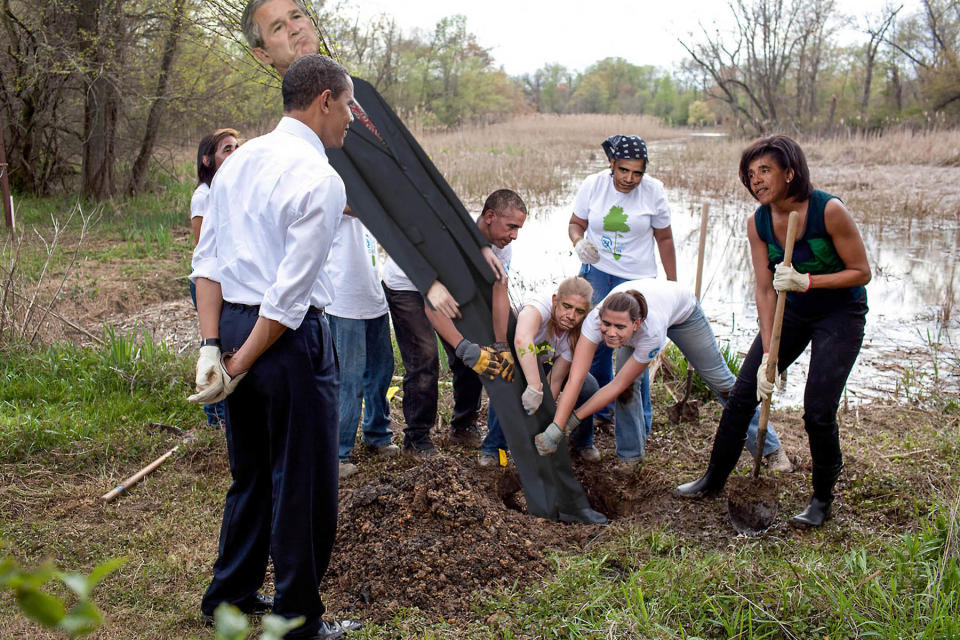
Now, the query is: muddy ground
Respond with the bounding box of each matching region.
[3,254,957,633]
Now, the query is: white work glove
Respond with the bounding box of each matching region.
[187,345,223,404]
[208,355,248,403]
[521,384,544,414]
[535,422,565,456]
[574,238,600,264]
[773,263,811,292]
[756,352,775,402]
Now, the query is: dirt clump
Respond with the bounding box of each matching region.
[328,454,598,621]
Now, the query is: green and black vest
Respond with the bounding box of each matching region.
[755,190,866,315]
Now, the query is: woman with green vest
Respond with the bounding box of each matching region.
[676,135,871,528]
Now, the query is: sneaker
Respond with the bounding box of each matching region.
[449,425,482,447]
[766,448,794,473]
[573,446,601,462]
[478,453,498,468]
[366,443,400,457]
[339,462,359,479]
[401,439,438,459]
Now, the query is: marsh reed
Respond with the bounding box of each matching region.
[418,113,678,208]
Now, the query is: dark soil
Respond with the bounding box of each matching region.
[327,455,600,621]
[726,475,779,535]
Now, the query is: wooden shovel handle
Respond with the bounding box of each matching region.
[753,210,800,478]
[694,202,709,300]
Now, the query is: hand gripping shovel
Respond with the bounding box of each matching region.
[727,210,799,535]
[670,202,709,424]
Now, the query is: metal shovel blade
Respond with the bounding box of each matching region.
[726,475,779,535]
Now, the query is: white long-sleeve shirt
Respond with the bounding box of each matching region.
[190,117,345,330]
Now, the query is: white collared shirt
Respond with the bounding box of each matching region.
[191,117,345,330]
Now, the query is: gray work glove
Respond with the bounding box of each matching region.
[574,237,600,264]
[521,385,544,414]
[188,345,223,404]
[565,412,582,432]
[535,422,565,456]
[455,339,502,380]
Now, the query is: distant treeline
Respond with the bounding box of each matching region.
[1,0,957,199]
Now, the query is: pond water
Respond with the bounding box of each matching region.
[507,155,960,408]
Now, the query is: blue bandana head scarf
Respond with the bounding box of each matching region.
[601,135,648,162]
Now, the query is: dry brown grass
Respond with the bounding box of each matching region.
[417,114,681,208]
[653,128,960,226]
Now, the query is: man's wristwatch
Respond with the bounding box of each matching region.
[200,337,221,348]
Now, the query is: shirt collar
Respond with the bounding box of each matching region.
[275,116,328,158]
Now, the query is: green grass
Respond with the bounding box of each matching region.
[404,510,960,639]
[0,327,198,466]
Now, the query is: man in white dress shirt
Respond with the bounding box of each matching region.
[189,54,361,639]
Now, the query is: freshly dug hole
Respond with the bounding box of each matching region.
[727,475,779,535]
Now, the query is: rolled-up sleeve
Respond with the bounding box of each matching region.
[260,174,346,329]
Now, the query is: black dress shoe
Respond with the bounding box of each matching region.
[558,507,608,525]
[201,592,274,626]
[789,497,832,528]
[675,467,725,498]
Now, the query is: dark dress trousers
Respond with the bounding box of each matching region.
[327,77,590,519]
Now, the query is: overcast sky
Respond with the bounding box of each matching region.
[349,0,918,75]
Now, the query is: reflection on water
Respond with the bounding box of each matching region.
[509,162,960,408]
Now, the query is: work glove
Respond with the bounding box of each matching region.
[773,263,811,292]
[207,354,248,403]
[455,339,502,380]
[187,345,223,404]
[574,237,600,264]
[535,422,565,456]
[521,385,544,414]
[493,342,515,382]
[565,412,582,433]
[756,352,775,402]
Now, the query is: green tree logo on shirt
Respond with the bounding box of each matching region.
[603,206,630,260]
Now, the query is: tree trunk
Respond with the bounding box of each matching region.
[128,0,187,195]
[78,0,125,201]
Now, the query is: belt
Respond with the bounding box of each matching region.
[225,301,325,317]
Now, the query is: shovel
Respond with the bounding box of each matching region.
[670,202,709,424]
[727,210,799,535]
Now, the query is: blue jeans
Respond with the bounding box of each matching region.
[579,265,652,430]
[613,302,781,461]
[190,279,227,427]
[482,369,600,455]
[328,314,395,461]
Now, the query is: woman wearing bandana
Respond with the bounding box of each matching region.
[566,135,675,457]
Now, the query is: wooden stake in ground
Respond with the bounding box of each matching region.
[0,115,14,231]
[671,202,710,423]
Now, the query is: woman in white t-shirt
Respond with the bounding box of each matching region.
[567,134,677,437]
[188,128,238,427]
[480,276,600,464]
[190,128,239,246]
[536,279,785,465]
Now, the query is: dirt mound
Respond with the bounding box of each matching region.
[328,454,597,621]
